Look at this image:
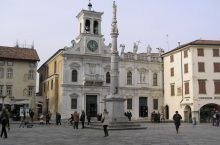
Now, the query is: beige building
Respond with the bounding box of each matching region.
[162,40,220,123]
[0,46,39,114]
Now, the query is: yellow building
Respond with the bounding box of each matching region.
[0,46,39,114]
[38,50,63,115]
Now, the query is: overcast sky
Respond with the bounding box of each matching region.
[1,0,220,67]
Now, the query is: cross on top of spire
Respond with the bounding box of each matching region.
[88,0,92,11]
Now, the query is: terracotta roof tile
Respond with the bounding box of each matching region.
[162,39,220,56]
[0,46,40,61]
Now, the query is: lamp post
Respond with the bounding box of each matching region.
[0,95,7,110]
[46,96,49,114]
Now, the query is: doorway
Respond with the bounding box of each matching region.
[184,105,192,123]
[139,97,148,117]
[86,95,97,117]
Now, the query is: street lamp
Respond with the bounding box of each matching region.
[46,96,49,114]
[0,95,7,110]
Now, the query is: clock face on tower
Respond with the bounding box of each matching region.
[87,40,98,52]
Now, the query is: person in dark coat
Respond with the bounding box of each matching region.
[29,109,34,122]
[127,111,132,121]
[0,109,10,138]
[80,110,85,128]
[173,111,182,134]
[56,112,61,125]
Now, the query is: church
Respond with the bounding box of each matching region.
[38,2,163,120]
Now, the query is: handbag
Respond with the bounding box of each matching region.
[101,117,105,123]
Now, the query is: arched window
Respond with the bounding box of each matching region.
[72,70,77,82]
[93,21,98,34]
[153,73,157,86]
[106,72,110,84]
[127,71,132,85]
[85,19,90,33]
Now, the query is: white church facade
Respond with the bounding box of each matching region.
[38,3,163,120]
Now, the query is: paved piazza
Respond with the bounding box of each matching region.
[1,123,220,145]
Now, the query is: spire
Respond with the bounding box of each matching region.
[111,1,119,36]
[88,0,92,11]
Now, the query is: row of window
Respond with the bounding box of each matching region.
[170,62,220,76]
[170,80,220,96]
[70,98,159,110]
[0,61,14,66]
[71,70,158,86]
[0,85,34,96]
[170,48,220,62]
[0,68,35,80]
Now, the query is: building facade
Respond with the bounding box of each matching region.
[38,4,163,120]
[163,40,220,122]
[0,46,39,113]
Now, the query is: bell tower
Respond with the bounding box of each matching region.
[76,1,103,40]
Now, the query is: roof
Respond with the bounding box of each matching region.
[0,46,40,61]
[162,40,220,56]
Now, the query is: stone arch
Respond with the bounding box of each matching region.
[85,19,90,33]
[184,105,192,123]
[200,103,220,123]
[93,20,99,34]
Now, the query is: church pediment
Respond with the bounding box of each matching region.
[69,62,80,70]
[69,93,79,98]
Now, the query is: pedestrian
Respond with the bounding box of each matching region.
[73,111,79,129]
[215,111,219,127]
[56,112,61,125]
[46,112,51,125]
[0,109,10,138]
[87,113,91,125]
[173,111,182,134]
[80,110,85,128]
[19,109,26,128]
[101,109,110,137]
[29,109,34,122]
[127,110,132,121]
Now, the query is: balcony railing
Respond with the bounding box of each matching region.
[83,74,104,83]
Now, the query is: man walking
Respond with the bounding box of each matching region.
[173,111,182,134]
[0,109,10,138]
[101,109,110,137]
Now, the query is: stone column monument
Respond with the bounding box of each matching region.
[105,1,127,122]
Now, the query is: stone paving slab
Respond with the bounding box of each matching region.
[1,123,220,145]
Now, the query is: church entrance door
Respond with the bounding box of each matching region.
[86,95,97,117]
[139,97,148,117]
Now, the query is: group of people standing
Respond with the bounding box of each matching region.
[151,111,165,123]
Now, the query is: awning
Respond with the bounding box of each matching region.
[10,100,30,105]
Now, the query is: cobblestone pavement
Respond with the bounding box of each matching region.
[1,123,220,145]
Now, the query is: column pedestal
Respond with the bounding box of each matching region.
[105,95,128,122]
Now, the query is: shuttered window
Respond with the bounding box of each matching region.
[184,64,188,73]
[184,50,188,58]
[214,80,220,94]
[170,55,174,62]
[170,68,174,76]
[171,84,175,96]
[214,63,220,72]
[198,62,205,72]
[213,49,219,57]
[198,80,206,94]
[185,81,189,94]
[197,48,204,56]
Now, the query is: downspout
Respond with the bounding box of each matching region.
[179,42,184,105]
